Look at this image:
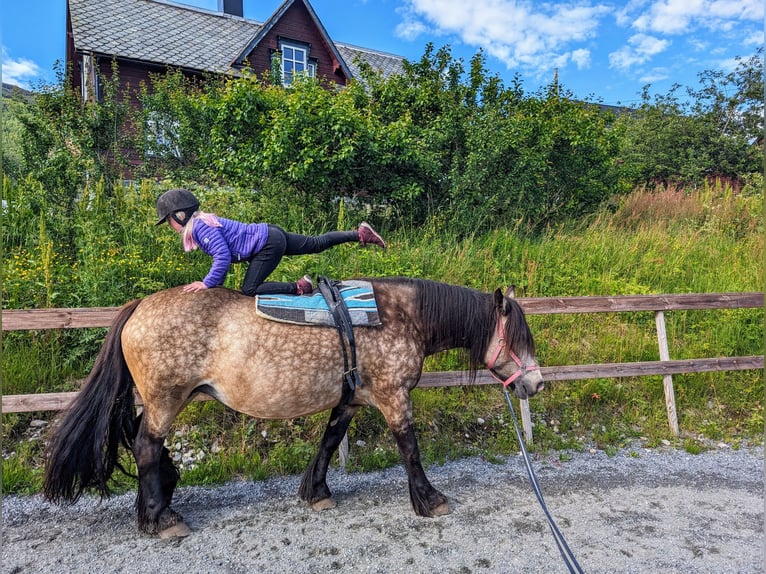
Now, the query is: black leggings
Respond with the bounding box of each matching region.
[241,224,358,296]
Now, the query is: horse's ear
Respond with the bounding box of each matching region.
[494,288,512,316]
[493,288,505,311]
[505,285,516,299]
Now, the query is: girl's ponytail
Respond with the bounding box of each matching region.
[181,211,222,252]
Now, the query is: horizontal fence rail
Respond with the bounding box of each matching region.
[5,358,762,413]
[3,292,763,442]
[3,293,763,331]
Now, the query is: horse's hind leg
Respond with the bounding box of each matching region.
[133,417,187,537]
[298,402,359,510]
[380,394,450,517]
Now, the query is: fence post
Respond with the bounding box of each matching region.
[338,433,349,470]
[655,310,680,436]
[520,399,533,444]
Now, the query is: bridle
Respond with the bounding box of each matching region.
[486,314,539,389]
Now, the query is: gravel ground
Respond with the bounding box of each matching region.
[2,444,763,574]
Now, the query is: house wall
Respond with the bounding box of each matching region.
[94,56,201,106]
[243,1,347,85]
[68,54,203,172]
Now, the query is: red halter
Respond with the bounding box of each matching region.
[486,315,539,388]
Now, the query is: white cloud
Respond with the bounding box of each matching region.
[708,0,763,20]
[610,0,762,77]
[2,47,42,89]
[638,68,671,83]
[571,49,592,69]
[394,0,610,75]
[686,37,709,52]
[626,0,764,35]
[609,33,670,71]
[714,56,743,73]
[395,17,429,42]
[743,30,764,46]
[615,0,651,27]
[633,0,705,34]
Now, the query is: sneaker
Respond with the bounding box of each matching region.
[296,275,313,295]
[358,222,387,249]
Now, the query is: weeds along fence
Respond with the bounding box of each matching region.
[2,293,763,444]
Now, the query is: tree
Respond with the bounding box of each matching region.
[9,61,129,246]
[450,84,621,233]
[616,48,762,186]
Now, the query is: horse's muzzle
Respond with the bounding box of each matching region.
[512,374,544,399]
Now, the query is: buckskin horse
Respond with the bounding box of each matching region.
[43,277,544,538]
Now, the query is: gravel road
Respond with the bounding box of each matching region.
[2,444,763,574]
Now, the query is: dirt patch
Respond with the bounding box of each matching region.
[2,445,763,573]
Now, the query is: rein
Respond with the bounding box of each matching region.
[503,392,584,573]
[489,316,584,574]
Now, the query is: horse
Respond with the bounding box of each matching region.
[43,277,544,538]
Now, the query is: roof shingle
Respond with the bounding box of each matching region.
[335,43,404,80]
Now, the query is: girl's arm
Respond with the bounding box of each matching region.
[193,226,232,289]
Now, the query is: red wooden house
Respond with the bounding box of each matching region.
[66,0,404,102]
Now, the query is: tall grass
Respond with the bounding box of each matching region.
[2,178,762,493]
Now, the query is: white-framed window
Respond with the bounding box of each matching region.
[81,54,100,102]
[145,112,181,159]
[278,40,315,86]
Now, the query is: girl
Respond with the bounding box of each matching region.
[156,188,386,296]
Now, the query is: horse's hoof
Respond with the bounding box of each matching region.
[431,502,451,516]
[310,497,337,511]
[158,521,191,539]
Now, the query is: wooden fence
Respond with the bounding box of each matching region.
[3,292,763,443]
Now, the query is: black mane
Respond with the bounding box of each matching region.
[502,297,535,359]
[379,277,534,381]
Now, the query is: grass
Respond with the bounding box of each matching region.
[2,179,763,494]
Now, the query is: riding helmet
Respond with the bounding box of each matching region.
[156,188,200,226]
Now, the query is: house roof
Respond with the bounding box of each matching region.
[68,0,258,73]
[335,43,404,80]
[67,0,404,79]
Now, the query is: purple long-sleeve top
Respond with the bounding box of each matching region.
[191,217,269,288]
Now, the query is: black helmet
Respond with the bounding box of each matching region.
[156,188,200,226]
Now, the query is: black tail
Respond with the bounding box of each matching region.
[43,298,142,503]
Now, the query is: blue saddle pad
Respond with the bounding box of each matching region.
[255,280,381,327]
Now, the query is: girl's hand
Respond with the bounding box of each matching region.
[183,281,208,293]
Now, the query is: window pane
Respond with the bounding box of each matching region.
[295,62,304,72]
[284,47,293,59]
[284,61,293,73]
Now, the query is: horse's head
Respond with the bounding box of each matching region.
[486,286,544,399]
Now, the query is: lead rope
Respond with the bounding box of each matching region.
[503,389,585,574]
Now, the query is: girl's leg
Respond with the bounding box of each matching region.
[242,223,384,296]
[283,229,359,255]
[241,226,292,296]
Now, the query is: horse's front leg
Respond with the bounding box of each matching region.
[380,393,450,517]
[298,401,359,510]
[133,418,187,537]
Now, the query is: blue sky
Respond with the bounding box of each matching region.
[1,0,762,106]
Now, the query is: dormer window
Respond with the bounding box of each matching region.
[277,39,316,86]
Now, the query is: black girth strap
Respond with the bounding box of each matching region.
[317,276,363,395]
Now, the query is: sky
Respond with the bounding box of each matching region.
[1,0,763,107]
